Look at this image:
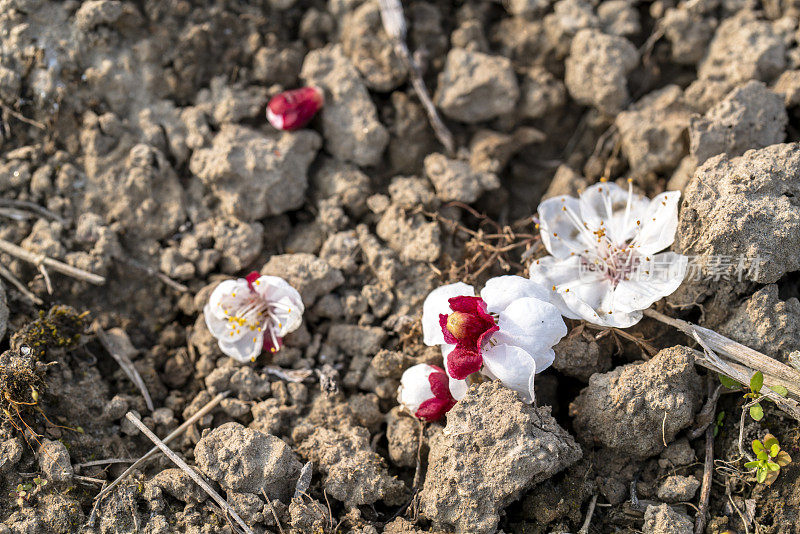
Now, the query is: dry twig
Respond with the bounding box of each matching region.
[578,493,599,534]
[88,391,228,525]
[95,326,154,412]
[0,237,105,285]
[0,261,43,305]
[124,412,255,534]
[377,0,455,154]
[113,255,188,293]
[695,383,718,534]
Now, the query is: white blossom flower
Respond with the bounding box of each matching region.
[421,276,567,403]
[397,364,456,421]
[204,272,304,363]
[530,180,688,328]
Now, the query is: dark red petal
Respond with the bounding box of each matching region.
[428,369,453,401]
[447,347,482,380]
[267,87,323,131]
[263,335,283,354]
[245,271,261,292]
[439,313,458,345]
[448,295,482,314]
[415,398,451,421]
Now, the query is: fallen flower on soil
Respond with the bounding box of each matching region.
[266,86,324,131]
[204,272,304,363]
[397,364,456,421]
[422,276,567,403]
[530,180,687,328]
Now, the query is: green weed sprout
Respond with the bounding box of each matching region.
[718,371,789,421]
[9,477,47,507]
[744,433,792,485]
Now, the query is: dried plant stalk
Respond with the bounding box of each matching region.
[0,237,105,285]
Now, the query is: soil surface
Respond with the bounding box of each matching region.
[1,0,800,533]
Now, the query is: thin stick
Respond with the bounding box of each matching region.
[377,0,456,154]
[0,237,105,285]
[0,199,67,225]
[75,458,136,468]
[88,391,228,524]
[0,262,43,305]
[578,493,599,534]
[38,264,53,294]
[695,385,716,534]
[113,255,188,293]
[95,326,154,412]
[124,412,254,534]
[262,489,286,534]
[644,308,800,396]
[0,102,46,129]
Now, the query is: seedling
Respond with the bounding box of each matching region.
[744,434,792,485]
[718,371,789,421]
[9,477,47,507]
[713,410,725,437]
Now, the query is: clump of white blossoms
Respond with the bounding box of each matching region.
[397,364,456,421]
[529,180,688,328]
[421,276,567,403]
[204,272,304,363]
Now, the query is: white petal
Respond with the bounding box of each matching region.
[579,182,650,244]
[422,282,475,346]
[480,275,552,314]
[203,303,250,343]
[613,252,688,313]
[631,191,681,256]
[398,364,435,413]
[528,255,587,320]
[254,275,305,313]
[208,279,251,320]
[481,343,537,403]
[273,307,304,337]
[494,297,567,359]
[218,332,264,363]
[530,256,642,328]
[537,195,594,259]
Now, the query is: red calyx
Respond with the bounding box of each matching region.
[245,271,261,293]
[414,366,456,421]
[267,87,324,131]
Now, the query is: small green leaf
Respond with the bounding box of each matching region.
[770,444,780,457]
[750,371,764,393]
[767,461,781,471]
[768,385,789,397]
[719,374,741,389]
[764,434,779,448]
[757,451,769,461]
[757,468,768,483]
[714,425,719,437]
[750,403,764,421]
[744,461,760,469]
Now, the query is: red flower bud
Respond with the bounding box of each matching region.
[267,87,324,131]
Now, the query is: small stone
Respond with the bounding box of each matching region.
[194,422,302,501]
[434,48,519,123]
[520,66,566,119]
[419,382,582,533]
[38,439,73,483]
[189,125,321,220]
[570,346,702,458]
[657,475,701,502]
[676,143,800,284]
[301,45,389,167]
[424,153,500,204]
[148,468,206,503]
[0,437,23,474]
[616,85,693,176]
[552,333,611,381]
[328,324,387,358]
[643,503,693,534]
[690,80,787,164]
[375,204,442,263]
[565,29,638,115]
[261,253,344,306]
